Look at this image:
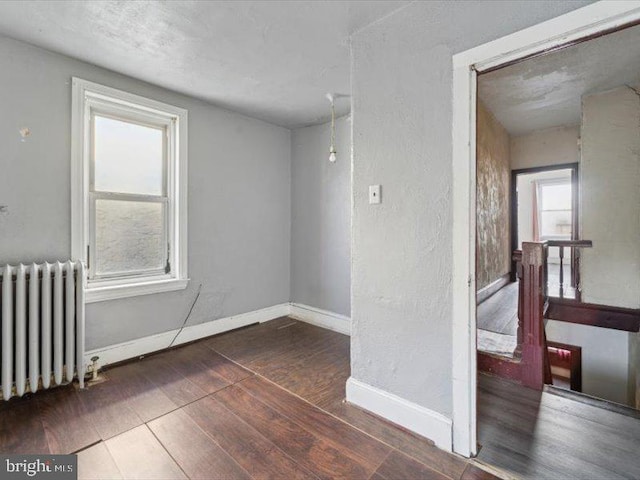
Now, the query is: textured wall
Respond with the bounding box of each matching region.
[510,125,580,170]
[476,101,510,290]
[580,86,640,309]
[0,35,291,350]
[351,0,593,416]
[290,116,351,316]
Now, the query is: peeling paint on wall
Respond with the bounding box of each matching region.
[476,101,510,290]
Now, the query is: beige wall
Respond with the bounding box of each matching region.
[510,125,580,171]
[580,86,640,310]
[476,101,511,290]
[547,85,640,407]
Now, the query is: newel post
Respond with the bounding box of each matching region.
[520,242,548,390]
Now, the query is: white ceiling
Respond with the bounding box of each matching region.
[478,24,640,136]
[0,0,409,128]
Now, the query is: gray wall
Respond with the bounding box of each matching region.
[290,117,351,316]
[350,0,592,416]
[0,35,291,350]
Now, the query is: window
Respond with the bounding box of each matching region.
[72,78,188,302]
[537,180,572,240]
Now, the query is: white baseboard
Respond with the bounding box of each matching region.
[289,303,351,336]
[85,303,290,369]
[84,301,351,374]
[346,377,453,451]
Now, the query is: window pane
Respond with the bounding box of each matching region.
[95,199,165,276]
[94,115,164,195]
[541,183,571,211]
[540,210,572,238]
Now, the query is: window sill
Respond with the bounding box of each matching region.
[85,277,189,303]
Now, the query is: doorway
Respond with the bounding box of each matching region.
[451,2,640,459]
[511,164,579,299]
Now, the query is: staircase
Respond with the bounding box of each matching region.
[478,240,593,390]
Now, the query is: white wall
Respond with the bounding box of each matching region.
[546,320,630,405]
[0,35,292,350]
[580,86,640,309]
[510,125,580,170]
[350,0,592,419]
[290,116,351,316]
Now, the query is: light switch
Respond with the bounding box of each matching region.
[369,185,381,204]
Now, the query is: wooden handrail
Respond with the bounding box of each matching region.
[512,239,594,390]
[547,298,640,332]
[546,240,593,248]
[481,239,607,391]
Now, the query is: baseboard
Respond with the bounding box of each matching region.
[84,303,290,369]
[289,303,351,336]
[85,301,350,370]
[476,273,510,304]
[346,377,453,451]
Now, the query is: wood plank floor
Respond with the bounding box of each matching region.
[477,374,640,480]
[1,317,493,480]
[476,282,519,336]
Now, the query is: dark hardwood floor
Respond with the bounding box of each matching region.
[4,316,639,479]
[1,317,495,480]
[477,374,640,480]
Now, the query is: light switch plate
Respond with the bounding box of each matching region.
[369,185,381,204]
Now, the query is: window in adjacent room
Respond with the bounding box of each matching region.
[71,78,188,302]
[537,180,572,240]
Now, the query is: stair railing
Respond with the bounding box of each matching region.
[512,239,593,390]
[513,242,551,389]
[546,239,592,299]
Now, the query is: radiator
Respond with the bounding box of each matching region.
[1,261,85,400]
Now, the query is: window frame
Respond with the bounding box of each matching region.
[71,78,188,303]
[536,178,572,241]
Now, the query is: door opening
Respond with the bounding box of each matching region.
[510,164,579,299]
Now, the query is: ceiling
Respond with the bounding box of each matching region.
[0,0,409,128]
[478,24,640,136]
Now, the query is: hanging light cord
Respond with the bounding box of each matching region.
[330,98,336,153]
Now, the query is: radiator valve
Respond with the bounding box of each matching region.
[90,356,100,381]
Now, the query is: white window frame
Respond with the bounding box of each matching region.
[71,78,188,303]
[536,178,572,241]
